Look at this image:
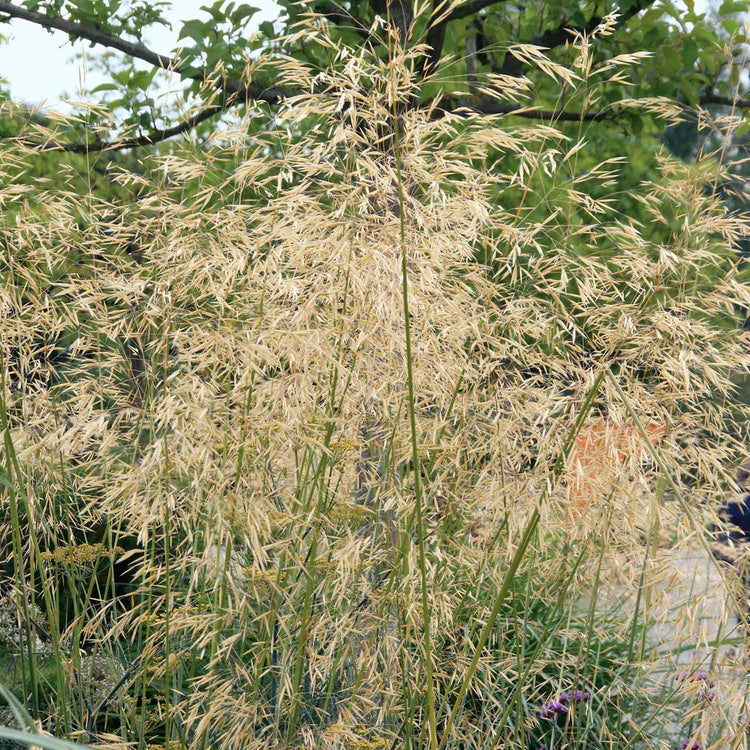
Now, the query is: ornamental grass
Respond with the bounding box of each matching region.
[1,9,750,749]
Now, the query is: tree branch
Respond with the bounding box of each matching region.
[440,96,614,121]
[0,1,289,105]
[445,0,509,22]
[496,0,658,77]
[701,94,750,110]
[7,101,229,153]
[420,0,508,78]
[312,1,371,38]
[421,21,447,77]
[440,90,750,122]
[368,0,413,44]
[12,86,750,154]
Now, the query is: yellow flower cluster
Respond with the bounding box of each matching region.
[148,612,168,627]
[327,502,372,527]
[145,652,184,674]
[267,510,287,527]
[241,567,279,598]
[346,736,390,750]
[315,558,337,576]
[241,567,278,584]
[41,543,124,567]
[148,600,211,626]
[374,591,408,610]
[328,437,360,454]
[146,740,182,750]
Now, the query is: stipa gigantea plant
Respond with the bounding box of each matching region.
[1,9,750,749]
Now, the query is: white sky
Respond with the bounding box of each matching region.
[0,0,280,113]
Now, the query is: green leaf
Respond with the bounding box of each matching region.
[259,20,275,37]
[718,0,746,14]
[730,63,741,87]
[231,3,260,23]
[0,728,90,750]
[641,6,665,24]
[200,2,229,22]
[180,65,204,79]
[682,36,698,67]
[0,686,35,733]
[112,69,132,85]
[722,18,740,34]
[71,0,96,14]
[627,112,644,136]
[90,82,119,93]
[178,19,208,46]
[570,10,586,26]
[688,24,716,43]
[130,68,158,90]
[701,50,722,75]
[206,42,229,69]
[644,25,667,47]
[678,78,699,106]
[662,52,681,75]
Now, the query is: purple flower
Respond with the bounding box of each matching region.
[680,740,702,750]
[675,672,714,687]
[557,688,591,705]
[540,687,591,719]
[538,699,568,719]
[675,671,718,702]
[676,671,712,685]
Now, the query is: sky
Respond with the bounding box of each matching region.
[0,0,280,113]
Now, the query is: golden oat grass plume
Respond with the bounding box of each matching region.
[1,8,750,750]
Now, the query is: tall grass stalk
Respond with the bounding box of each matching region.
[390,32,438,750]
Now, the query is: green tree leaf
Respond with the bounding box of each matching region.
[178,18,208,47]
[259,20,275,36]
[718,0,747,15]
[682,36,698,67]
[231,3,260,23]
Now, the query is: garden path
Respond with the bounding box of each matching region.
[639,546,750,741]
